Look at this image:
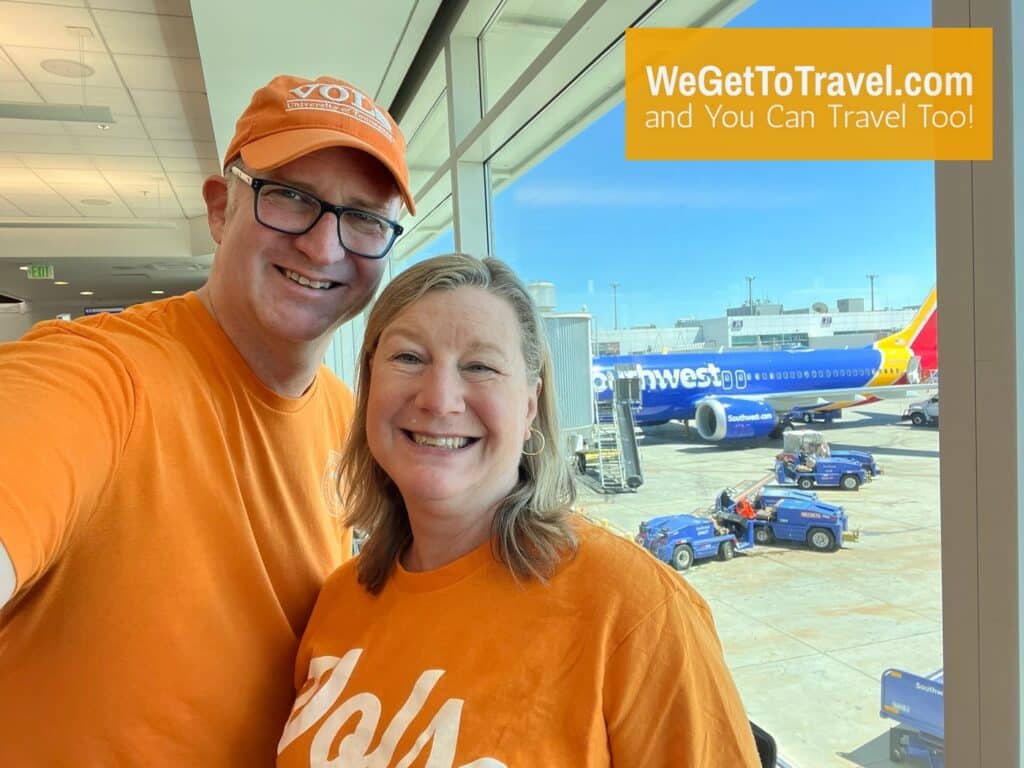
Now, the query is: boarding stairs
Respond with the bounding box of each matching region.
[592,366,643,492]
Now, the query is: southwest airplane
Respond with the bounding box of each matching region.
[592,288,938,442]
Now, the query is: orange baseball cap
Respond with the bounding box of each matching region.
[223,75,415,215]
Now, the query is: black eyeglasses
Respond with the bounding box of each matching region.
[230,166,403,259]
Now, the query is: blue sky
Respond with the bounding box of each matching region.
[420,0,936,329]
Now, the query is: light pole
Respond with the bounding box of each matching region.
[866,274,878,311]
[610,282,620,330]
[745,275,756,314]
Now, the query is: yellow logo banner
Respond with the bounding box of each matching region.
[625,28,992,160]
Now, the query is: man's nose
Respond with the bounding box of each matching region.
[293,211,346,266]
[414,365,465,415]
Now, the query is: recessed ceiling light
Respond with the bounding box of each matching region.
[79,290,94,296]
[18,265,28,271]
[54,281,69,286]
[40,59,95,79]
[80,198,111,206]
[97,123,110,130]
[150,290,165,295]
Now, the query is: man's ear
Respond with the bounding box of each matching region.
[203,174,229,244]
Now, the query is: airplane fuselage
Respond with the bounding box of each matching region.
[594,347,893,424]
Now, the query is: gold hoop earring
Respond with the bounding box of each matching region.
[522,425,546,457]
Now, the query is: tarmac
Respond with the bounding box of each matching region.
[575,399,941,768]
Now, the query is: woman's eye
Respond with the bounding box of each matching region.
[465,362,496,374]
[392,352,422,364]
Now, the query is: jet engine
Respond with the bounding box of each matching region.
[694,397,778,441]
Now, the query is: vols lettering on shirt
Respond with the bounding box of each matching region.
[279,648,505,767]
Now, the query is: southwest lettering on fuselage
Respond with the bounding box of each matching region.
[593,363,726,393]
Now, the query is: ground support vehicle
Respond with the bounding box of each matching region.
[715,488,858,552]
[785,407,841,425]
[775,451,868,490]
[880,668,944,767]
[783,429,882,477]
[636,513,750,571]
[902,394,939,427]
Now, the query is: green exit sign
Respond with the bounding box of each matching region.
[27,265,54,280]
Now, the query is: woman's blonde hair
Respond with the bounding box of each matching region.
[339,254,577,593]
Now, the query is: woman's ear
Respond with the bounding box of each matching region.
[525,377,542,439]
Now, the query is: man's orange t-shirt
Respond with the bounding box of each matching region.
[278,520,760,767]
[0,293,353,766]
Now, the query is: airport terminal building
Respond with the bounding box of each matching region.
[594,300,920,355]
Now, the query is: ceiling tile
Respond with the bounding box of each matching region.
[4,193,79,216]
[115,54,204,91]
[19,0,88,6]
[0,166,45,182]
[71,135,154,156]
[0,153,26,167]
[0,5,103,51]
[35,82,136,115]
[19,153,97,170]
[63,114,147,138]
[0,117,67,136]
[170,184,203,209]
[67,198,134,217]
[0,81,42,101]
[0,194,26,215]
[6,46,122,88]
[0,48,20,81]
[131,88,208,120]
[90,0,192,14]
[0,133,78,153]
[33,168,110,185]
[141,114,212,141]
[92,10,199,57]
[92,154,163,172]
[104,173,168,194]
[158,156,217,174]
[166,171,205,186]
[152,138,216,158]
[0,166,53,193]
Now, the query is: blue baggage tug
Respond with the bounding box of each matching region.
[782,429,882,478]
[880,668,945,767]
[774,451,868,490]
[636,487,858,571]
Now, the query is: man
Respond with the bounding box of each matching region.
[0,74,415,765]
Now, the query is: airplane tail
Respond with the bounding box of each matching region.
[875,287,938,381]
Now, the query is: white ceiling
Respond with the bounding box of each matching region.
[0,0,213,224]
[0,0,747,312]
[0,0,436,307]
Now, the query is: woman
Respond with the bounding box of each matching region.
[277,255,760,767]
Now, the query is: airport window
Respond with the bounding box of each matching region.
[399,55,449,200]
[390,0,947,764]
[479,0,589,111]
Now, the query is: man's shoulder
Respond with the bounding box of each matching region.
[25,295,197,347]
[16,295,206,382]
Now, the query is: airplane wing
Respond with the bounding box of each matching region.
[728,383,938,414]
